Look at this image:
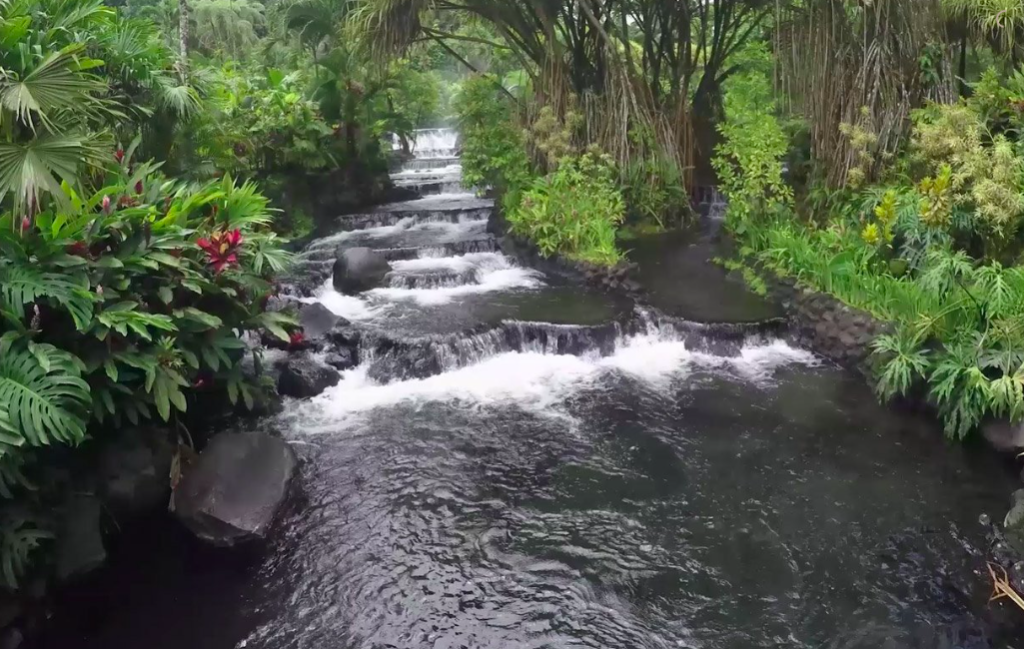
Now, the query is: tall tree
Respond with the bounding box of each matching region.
[178,0,190,81]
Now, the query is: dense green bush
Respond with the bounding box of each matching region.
[453,74,530,192]
[712,52,793,235]
[747,219,1024,440]
[507,152,625,266]
[0,149,294,585]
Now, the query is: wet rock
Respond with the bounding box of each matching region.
[982,419,1024,452]
[171,432,297,547]
[299,302,340,340]
[333,247,390,294]
[97,427,175,516]
[55,495,106,581]
[367,346,441,383]
[277,354,340,399]
[0,627,23,649]
[1005,489,1024,554]
[325,348,356,371]
[327,320,362,348]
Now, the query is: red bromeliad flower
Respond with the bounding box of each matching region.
[66,241,90,258]
[114,148,125,163]
[134,180,143,194]
[196,228,243,274]
[289,331,305,347]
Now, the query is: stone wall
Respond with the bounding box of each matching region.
[769,277,890,377]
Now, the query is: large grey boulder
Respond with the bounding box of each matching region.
[333,247,390,294]
[97,427,175,515]
[277,353,340,398]
[1005,489,1024,555]
[983,419,1024,452]
[298,302,341,341]
[55,495,106,581]
[171,432,297,547]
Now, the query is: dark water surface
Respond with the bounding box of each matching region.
[37,129,1023,649]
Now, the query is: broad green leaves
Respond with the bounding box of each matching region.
[0,335,90,447]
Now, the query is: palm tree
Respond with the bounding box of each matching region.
[192,0,266,58]
[944,0,1024,70]
[0,0,198,215]
[0,0,111,215]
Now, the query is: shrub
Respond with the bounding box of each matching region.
[712,58,793,234]
[453,74,530,192]
[507,152,625,266]
[0,146,294,484]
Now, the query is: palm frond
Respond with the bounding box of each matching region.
[0,44,106,131]
[0,132,107,214]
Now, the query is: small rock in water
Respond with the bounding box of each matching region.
[277,354,340,399]
[333,247,390,294]
[298,302,341,341]
[324,348,356,371]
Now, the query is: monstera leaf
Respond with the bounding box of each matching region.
[0,334,90,447]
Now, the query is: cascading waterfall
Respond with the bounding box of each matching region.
[51,126,1022,649]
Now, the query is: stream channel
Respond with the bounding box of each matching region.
[40,129,1023,649]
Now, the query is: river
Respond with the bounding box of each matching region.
[39,129,1022,649]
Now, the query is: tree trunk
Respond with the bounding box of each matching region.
[178,0,190,83]
[958,27,968,96]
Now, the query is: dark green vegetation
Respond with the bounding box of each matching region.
[709,1,1024,441]
[0,0,449,589]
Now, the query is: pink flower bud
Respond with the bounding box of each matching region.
[102,195,111,214]
[21,216,30,231]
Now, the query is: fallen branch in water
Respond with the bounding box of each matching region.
[988,562,1024,612]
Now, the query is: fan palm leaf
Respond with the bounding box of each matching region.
[0,45,106,132]
[0,133,107,214]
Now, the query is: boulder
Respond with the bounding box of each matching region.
[55,495,106,581]
[277,354,340,399]
[327,320,362,348]
[333,247,390,294]
[171,432,297,547]
[367,345,441,383]
[1005,489,1024,555]
[982,419,1024,452]
[299,302,340,340]
[97,427,175,515]
[324,348,357,371]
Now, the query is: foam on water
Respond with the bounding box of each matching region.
[300,280,386,321]
[389,252,508,274]
[368,266,543,305]
[280,332,819,434]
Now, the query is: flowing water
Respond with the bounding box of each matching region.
[41,130,1024,649]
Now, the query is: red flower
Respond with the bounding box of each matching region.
[66,241,90,258]
[20,216,30,232]
[289,331,305,347]
[196,228,244,274]
[134,180,143,194]
[101,195,112,214]
[114,149,124,163]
